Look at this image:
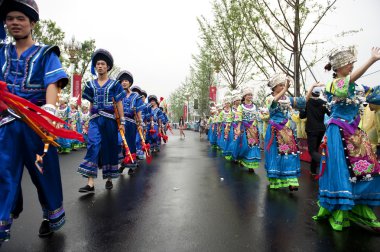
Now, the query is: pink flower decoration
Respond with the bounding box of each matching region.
[336,79,345,89]
[248,138,255,144]
[353,160,372,174]
[347,143,355,151]
[279,144,290,153]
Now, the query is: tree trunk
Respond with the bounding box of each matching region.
[293,0,301,97]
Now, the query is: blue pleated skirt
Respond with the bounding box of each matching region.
[264,126,301,179]
[318,124,380,212]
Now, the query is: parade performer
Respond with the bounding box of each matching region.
[132,87,149,160]
[207,107,218,147]
[264,74,304,191]
[313,46,380,232]
[117,70,143,175]
[159,106,169,143]
[68,96,82,150]
[218,95,233,154]
[215,104,223,149]
[258,107,270,149]
[225,90,241,161]
[146,95,163,152]
[78,49,126,192]
[81,100,91,146]
[234,87,261,172]
[0,0,82,241]
[56,93,72,153]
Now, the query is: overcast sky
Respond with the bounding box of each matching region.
[36,0,380,98]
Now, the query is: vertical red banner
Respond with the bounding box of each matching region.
[209,86,217,102]
[183,104,187,120]
[73,74,82,105]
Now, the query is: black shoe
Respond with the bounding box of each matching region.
[119,165,126,174]
[79,185,94,193]
[128,168,135,175]
[105,180,113,190]
[39,220,53,237]
[248,168,255,173]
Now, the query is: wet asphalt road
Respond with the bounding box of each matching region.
[2,130,380,252]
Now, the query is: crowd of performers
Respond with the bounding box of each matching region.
[0,0,172,244]
[1,0,380,247]
[207,46,380,233]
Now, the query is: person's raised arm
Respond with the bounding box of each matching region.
[273,78,290,102]
[351,47,380,83]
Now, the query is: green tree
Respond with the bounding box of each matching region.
[191,44,215,117]
[33,19,65,47]
[198,0,253,90]
[238,0,338,96]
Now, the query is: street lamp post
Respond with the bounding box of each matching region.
[64,36,81,98]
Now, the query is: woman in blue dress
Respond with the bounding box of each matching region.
[264,74,303,191]
[234,87,261,172]
[218,96,233,154]
[56,94,72,153]
[224,90,241,161]
[313,46,380,232]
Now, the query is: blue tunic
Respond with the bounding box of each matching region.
[136,101,148,157]
[0,43,68,242]
[78,79,126,179]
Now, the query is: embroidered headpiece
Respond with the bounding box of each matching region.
[328,46,357,70]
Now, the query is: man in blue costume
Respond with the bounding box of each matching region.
[146,95,164,152]
[0,0,69,242]
[117,70,144,175]
[78,49,126,192]
[131,86,148,160]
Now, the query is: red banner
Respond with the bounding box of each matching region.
[183,104,187,121]
[73,74,82,105]
[209,86,217,102]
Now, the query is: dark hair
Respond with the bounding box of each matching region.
[324,63,337,78]
[324,63,332,71]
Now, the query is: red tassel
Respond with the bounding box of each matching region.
[315,159,326,180]
[158,133,163,139]
[142,143,150,152]
[149,129,156,135]
[122,153,137,164]
[0,81,84,142]
[163,135,168,142]
[146,153,152,164]
[160,97,164,102]
[315,137,328,180]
